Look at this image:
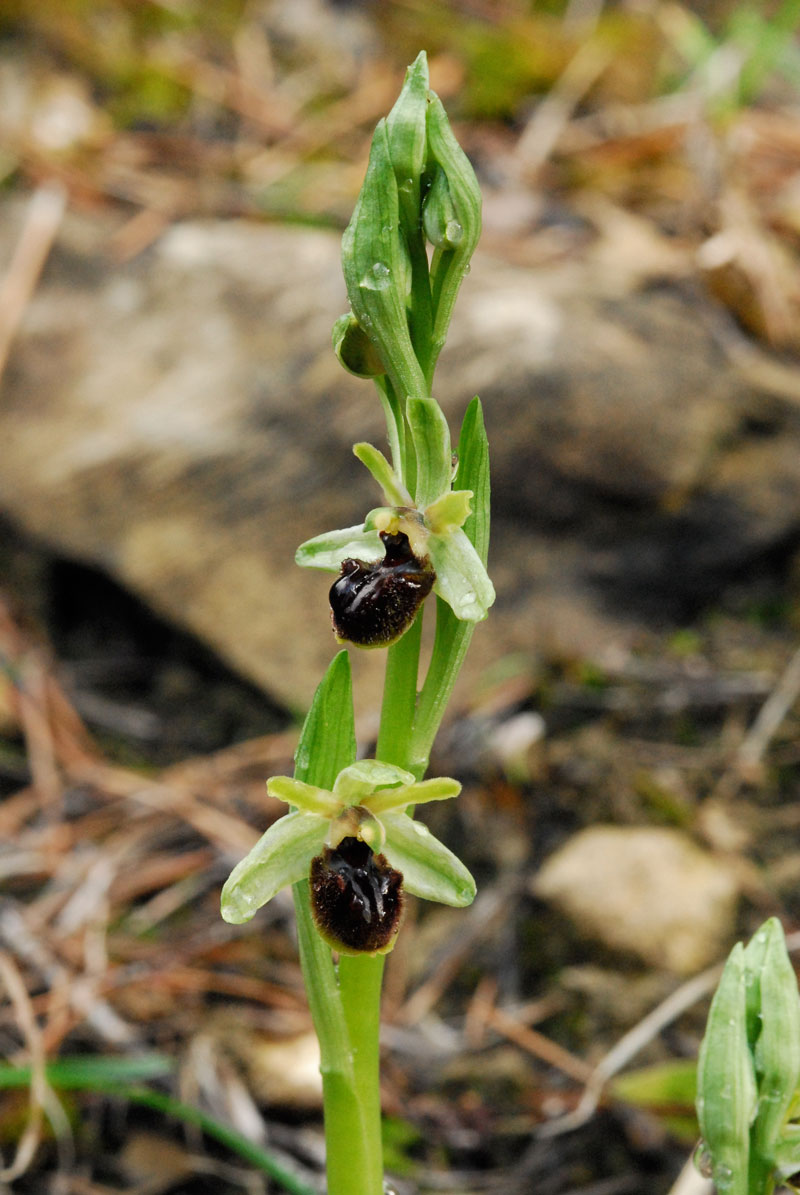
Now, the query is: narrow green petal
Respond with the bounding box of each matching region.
[267,776,341,817]
[429,526,495,621]
[425,490,472,535]
[333,759,416,803]
[366,776,461,815]
[381,812,476,906]
[221,812,328,925]
[353,443,411,507]
[295,525,383,572]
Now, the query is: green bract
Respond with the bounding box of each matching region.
[220,758,476,928]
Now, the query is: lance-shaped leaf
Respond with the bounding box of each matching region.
[221,811,329,925]
[381,812,475,906]
[295,525,383,572]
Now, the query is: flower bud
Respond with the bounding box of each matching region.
[423,167,464,250]
[329,531,435,649]
[385,51,429,239]
[340,120,426,401]
[424,93,482,364]
[332,313,386,379]
[310,836,404,955]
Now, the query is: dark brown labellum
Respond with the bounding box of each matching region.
[329,531,435,648]
[310,836,404,955]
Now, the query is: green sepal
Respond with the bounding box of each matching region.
[407,397,452,510]
[696,943,757,1195]
[332,313,386,379]
[428,525,495,622]
[353,442,412,507]
[381,812,476,907]
[220,811,329,925]
[295,525,383,572]
[341,119,427,402]
[367,776,461,815]
[425,92,482,367]
[385,50,429,242]
[333,759,415,803]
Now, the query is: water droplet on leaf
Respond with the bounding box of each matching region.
[360,262,392,290]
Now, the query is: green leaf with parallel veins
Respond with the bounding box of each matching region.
[221,811,329,924]
[293,650,357,788]
[381,812,476,906]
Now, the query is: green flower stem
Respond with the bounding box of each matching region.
[337,954,386,1194]
[376,609,424,773]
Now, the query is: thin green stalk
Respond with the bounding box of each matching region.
[376,610,424,771]
[336,954,386,1194]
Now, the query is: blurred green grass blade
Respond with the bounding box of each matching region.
[0,1054,174,1088]
[0,1058,319,1195]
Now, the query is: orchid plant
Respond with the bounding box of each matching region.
[221,52,492,1195]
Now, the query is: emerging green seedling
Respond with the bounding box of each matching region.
[696,918,800,1195]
